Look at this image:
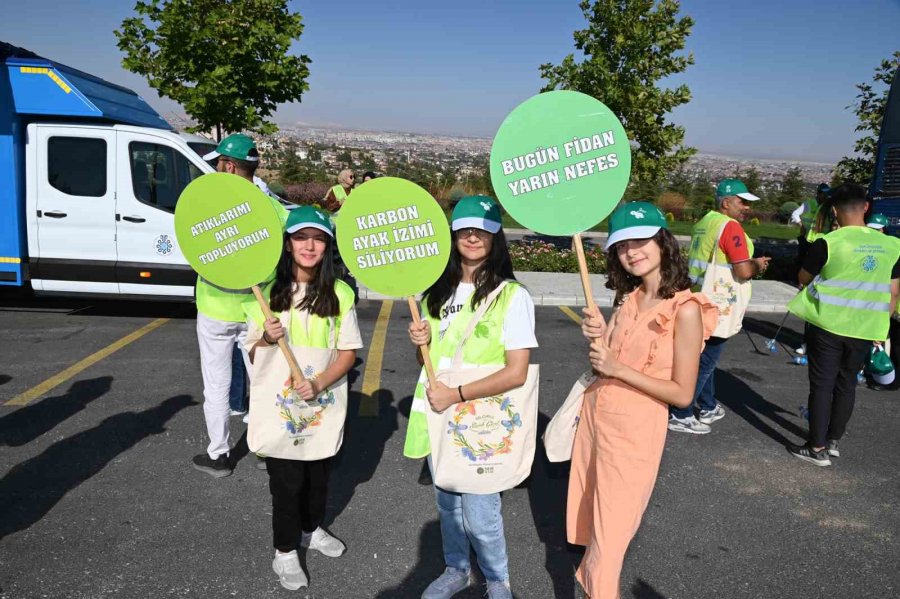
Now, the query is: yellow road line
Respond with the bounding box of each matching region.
[559,305,582,324]
[5,318,170,407]
[359,300,393,417]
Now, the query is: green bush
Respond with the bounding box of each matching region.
[509,240,607,273]
[665,212,676,223]
[749,217,760,226]
[778,201,800,219]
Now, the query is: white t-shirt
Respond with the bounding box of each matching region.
[434,282,538,351]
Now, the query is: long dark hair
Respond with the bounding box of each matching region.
[423,228,516,319]
[604,229,690,305]
[269,232,340,317]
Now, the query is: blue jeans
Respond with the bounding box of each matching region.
[228,343,248,413]
[427,457,509,582]
[670,336,727,419]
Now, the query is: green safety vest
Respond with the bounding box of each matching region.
[800,199,819,235]
[195,194,289,322]
[403,282,520,459]
[788,226,900,341]
[330,185,349,207]
[687,211,755,291]
[242,280,356,348]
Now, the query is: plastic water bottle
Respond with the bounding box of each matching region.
[857,371,865,384]
[765,339,778,354]
[792,356,808,366]
[799,406,809,421]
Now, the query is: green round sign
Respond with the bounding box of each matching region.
[336,177,451,297]
[174,173,283,289]
[490,90,632,236]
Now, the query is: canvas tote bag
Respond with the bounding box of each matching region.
[543,371,597,463]
[426,282,539,494]
[248,309,348,460]
[701,221,752,338]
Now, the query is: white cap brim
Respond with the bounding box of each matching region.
[202,150,220,161]
[736,192,760,202]
[868,223,886,230]
[873,369,895,385]
[604,226,661,250]
[286,222,334,238]
[452,217,501,234]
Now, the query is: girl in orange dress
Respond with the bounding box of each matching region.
[567,202,718,599]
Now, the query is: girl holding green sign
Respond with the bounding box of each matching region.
[569,202,718,599]
[243,206,363,591]
[406,196,537,599]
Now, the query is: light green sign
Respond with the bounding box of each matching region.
[490,90,632,236]
[174,173,283,289]
[336,177,451,297]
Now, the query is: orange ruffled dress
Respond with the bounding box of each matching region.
[567,289,718,599]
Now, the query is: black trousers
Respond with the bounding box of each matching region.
[806,324,871,448]
[266,457,332,552]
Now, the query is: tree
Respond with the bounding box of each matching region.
[833,51,900,185]
[742,166,761,196]
[540,0,696,186]
[115,0,311,139]
[779,167,805,205]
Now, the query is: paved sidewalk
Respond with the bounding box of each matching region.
[358,272,800,311]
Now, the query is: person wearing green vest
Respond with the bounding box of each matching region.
[787,183,900,466]
[670,178,770,434]
[192,134,289,478]
[243,206,362,590]
[407,196,536,599]
[322,169,354,212]
[792,184,832,277]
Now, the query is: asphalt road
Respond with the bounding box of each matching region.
[0,293,897,599]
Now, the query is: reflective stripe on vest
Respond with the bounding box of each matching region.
[402,282,520,459]
[788,226,900,341]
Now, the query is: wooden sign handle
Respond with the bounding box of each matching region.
[407,296,437,388]
[252,285,305,384]
[573,233,598,314]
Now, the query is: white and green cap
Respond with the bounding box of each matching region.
[716,178,759,202]
[604,201,668,250]
[867,213,889,230]
[202,133,260,162]
[285,205,334,237]
[451,195,502,234]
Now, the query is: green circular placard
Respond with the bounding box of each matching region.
[490,90,632,236]
[336,177,451,297]
[174,173,283,289]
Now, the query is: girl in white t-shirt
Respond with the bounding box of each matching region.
[244,206,362,591]
[406,196,537,599]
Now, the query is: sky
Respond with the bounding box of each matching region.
[2,0,898,163]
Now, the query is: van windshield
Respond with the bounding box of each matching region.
[187,142,218,167]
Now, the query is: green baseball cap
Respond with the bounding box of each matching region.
[202,133,260,162]
[867,213,889,230]
[285,205,334,238]
[716,178,759,202]
[604,201,668,250]
[451,196,502,234]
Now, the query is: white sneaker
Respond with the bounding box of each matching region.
[795,344,806,356]
[698,404,726,425]
[242,413,250,424]
[667,415,711,434]
[301,527,346,557]
[272,550,307,590]
[229,409,247,417]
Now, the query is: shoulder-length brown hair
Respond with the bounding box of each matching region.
[604,229,690,305]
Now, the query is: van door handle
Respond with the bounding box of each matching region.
[122,215,146,223]
[43,211,68,218]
